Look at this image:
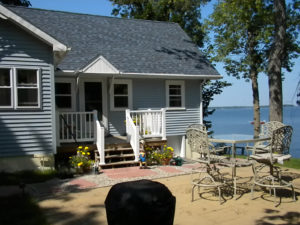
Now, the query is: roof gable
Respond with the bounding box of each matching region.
[82,55,119,74]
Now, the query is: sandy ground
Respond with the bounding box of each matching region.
[38,166,300,225]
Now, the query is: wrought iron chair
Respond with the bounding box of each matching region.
[247,121,285,154]
[250,125,296,204]
[186,127,228,204]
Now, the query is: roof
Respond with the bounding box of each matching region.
[6,6,220,77]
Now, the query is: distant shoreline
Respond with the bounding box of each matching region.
[209,104,295,109]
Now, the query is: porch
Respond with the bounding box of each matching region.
[56,109,167,168]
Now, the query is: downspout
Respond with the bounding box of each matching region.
[199,80,206,125]
[74,69,82,112]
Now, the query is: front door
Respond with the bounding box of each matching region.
[83,81,102,118]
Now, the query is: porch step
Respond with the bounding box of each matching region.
[99,160,139,169]
[104,153,135,159]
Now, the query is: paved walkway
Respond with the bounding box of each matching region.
[19,162,203,198]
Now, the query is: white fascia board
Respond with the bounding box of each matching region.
[119,72,222,80]
[0,5,68,52]
[81,55,120,74]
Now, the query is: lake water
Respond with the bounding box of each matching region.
[207,106,300,158]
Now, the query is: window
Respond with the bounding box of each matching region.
[55,79,75,111]
[0,67,40,109]
[110,79,132,111]
[16,69,39,107]
[0,68,12,108]
[166,80,185,108]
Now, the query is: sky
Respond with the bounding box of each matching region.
[29,0,300,107]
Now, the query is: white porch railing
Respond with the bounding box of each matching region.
[125,109,140,162]
[57,110,105,165]
[128,108,166,140]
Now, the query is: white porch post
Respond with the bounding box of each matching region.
[180,135,186,158]
[56,112,61,147]
[93,110,105,165]
[199,81,204,124]
[161,108,167,140]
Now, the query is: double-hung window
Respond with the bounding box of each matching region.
[110,79,132,111]
[55,79,75,111]
[166,80,185,109]
[0,68,40,109]
[0,68,12,108]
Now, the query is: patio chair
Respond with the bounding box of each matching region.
[247,121,285,154]
[186,127,228,204]
[250,125,296,204]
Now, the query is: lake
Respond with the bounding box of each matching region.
[207,106,300,158]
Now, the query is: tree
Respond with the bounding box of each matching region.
[110,0,230,129]
[0,0,31,7]
[205,0,299,135]
[204,0,268,137]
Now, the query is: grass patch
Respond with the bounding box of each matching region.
[0,169,60,186]
[277,158,300,170]
[0,194,49,225]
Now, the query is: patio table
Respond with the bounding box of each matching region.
[208,135,271,198]
[209,135,270,158]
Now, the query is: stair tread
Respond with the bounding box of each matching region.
[105,154,135,159]
[100,160,139,167]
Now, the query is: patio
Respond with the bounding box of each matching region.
[34,165,300,225]
[1,161,300,225]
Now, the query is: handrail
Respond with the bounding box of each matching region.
[129,108,166,140]
[93,110,105,165]
[126,109,140,162]
[57,110,105,165]
[57,111,95,143]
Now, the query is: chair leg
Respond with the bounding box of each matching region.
[191,185,196,202]
[251,182,255,200]
[234,177,237,199]
[218,186,222,204]
[291,185,296,202]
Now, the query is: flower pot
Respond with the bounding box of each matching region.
[161,159,171,166]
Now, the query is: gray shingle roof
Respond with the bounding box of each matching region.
[8,6,220,76]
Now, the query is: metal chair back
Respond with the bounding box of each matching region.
[186,127,212,164]
[270,125,293,156]
[259,121,284,138]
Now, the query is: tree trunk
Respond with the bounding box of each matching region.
[248,29,261,138]
[251,72,260,138]
[268,0,286,122]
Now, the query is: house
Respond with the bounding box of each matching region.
[0,4,221,171]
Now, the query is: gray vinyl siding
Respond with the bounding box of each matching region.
[0,19,54,156]
[108,78,201,136]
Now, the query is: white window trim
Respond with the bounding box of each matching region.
[15,68,41,109]
[0,66,41,110]
[55,78,76,112]
[166,80,185,110]
[110,79,132,111]
[0,68,13,109]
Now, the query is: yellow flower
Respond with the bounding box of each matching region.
[69,156,72,159]
[82,152,85,155]
[78,146,83,149]
[84,146,89,150]
[77,162,83,167]
[87,152,90,155]
[167,147,174,151]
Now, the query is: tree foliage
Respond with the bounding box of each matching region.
[109,0,231,129]
[110,0,209,47]
[205,0,299,132]
[0,0,31,7]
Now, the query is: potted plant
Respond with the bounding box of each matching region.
[145,145,174,165]
[69,146,94,174]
